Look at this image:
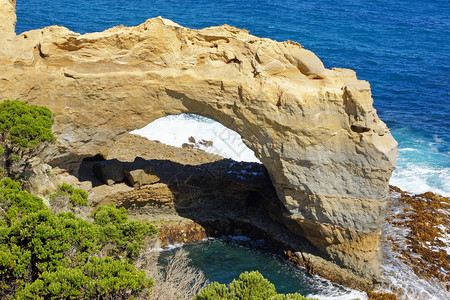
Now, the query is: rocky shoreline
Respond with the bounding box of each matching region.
[12,132,449,299]
[45,134,383,293]
[39,133,447,299]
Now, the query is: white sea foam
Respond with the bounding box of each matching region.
[131,114,260,163]
[378,195,450,299]
[390,162,450,197]
[148,237,213,252]
[148,242,185,252]
[307,292,367,300]
[398,147,419,152]
[305,275,367,300]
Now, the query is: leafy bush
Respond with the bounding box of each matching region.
[92,204,159,260]
[0,100,55,149]
[15,258,152,300]
[195,271,316,300]
[92,204,128,226]
[0,100,56,178]
[50,182,89,206]
[228,271,277,299]
[0,178,158,299]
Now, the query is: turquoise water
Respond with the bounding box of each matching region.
[15,0,450,196]
[159,237,366,299]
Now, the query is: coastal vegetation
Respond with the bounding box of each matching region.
[0,101,319,299]
[0,177,157,299]
[195,271,316,300]
[0,176,319,299]
[0,101,155,298]
[0,100,55,179]
[0,100,55,149]
[50,183,89,207]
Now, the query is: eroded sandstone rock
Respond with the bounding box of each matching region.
[93,159,125,185]
[125,168,160,187]
[93,157,160,186]
[0,0,397,279]
[0,0,15,40]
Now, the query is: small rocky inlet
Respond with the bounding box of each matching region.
[47,134,449,299]
[45,134,380,291]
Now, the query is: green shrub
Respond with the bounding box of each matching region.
[0,178,158,299]
[229,271,277,299]
[15,258,152,300]
[15,267,88,300]
[50,182,89,206]
[0,100,55,149]
[195,271,316,300]
[195,282,229,299]
[92,203,128,226]
[93,204,159,260]
[82,257,152,298]
[0,100,55,178]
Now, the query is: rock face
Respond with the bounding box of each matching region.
[0,0,15,39]
[92,157,160,186]
[0,0,397,279]
[125,168,160,187]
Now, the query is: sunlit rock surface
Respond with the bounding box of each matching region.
[0,0,397,279]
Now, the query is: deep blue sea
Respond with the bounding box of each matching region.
[13,1,449,297]
[15,0,450,196]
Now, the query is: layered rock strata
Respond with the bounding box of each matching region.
[0,0,397,279]
[86,134,375,290]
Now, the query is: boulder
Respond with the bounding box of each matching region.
[93,159,124,185]
[125,167,160,187]
[23,163,57,197]
[93,157,159,187]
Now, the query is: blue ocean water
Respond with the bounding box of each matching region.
[15,0,450,196]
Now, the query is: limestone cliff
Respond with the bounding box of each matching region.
[0,0,15,39]
[0,0,397,279]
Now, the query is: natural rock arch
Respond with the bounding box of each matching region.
[0,0,397,279]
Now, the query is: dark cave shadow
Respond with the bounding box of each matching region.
[76,155,324,260]
[78,155,272,191]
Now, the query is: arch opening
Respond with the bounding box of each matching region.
[73,117,290,254]
[131,113,260,163]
